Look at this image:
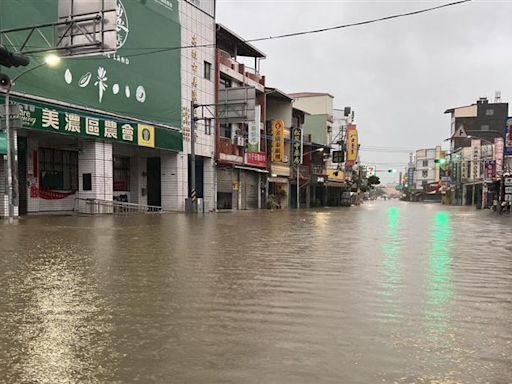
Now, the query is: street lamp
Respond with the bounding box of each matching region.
[2,54,61,223]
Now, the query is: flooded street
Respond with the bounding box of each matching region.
[0,201,511,384]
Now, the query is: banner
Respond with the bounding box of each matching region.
[247,105,261,153]
[346,125,358,165]
[272,120,285,163]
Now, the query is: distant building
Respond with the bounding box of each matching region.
[414,147,438,190]
[445,97,508,150]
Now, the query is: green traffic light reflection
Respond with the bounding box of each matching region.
[425,211,454,341]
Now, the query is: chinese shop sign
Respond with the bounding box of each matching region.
[272,120,285,162]
[3,97,182,152]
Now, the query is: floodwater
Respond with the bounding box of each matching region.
[0,201,511,384]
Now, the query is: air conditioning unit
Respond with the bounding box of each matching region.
[283,155,289,163]
[236,136,245,147]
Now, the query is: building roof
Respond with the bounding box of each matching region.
[444,104,475,114]
[216,24,266,59]
[265,87,293,102]
[288,92,335,99]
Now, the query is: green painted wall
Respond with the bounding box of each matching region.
[0,0,181,127]
[304,114,328,145]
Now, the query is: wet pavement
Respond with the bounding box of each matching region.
[0,201,511,383]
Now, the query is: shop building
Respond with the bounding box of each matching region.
[215,24,267,210]
[1,0,216,216]
[266,88,293,209]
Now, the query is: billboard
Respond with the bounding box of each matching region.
[506,118,512,156]
[0,0,181,127]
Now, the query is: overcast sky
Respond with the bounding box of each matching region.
[216,0,512,183]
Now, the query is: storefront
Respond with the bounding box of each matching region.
[269,164,290,209]
[0,97,182,216]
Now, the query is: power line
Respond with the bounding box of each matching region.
[48,0,471,60]
[247,0,472,43]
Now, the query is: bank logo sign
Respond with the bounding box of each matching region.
[138,124,155,148]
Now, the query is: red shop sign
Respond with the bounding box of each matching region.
[245,152,267,168]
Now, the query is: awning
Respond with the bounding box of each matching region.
[0,133,6,155]
[326,181,347,188]
[234,165,269,174]
[268,177,289,183]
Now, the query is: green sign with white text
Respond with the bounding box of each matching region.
[0,0,181,127]
[0,132,6,155]
[1,96,182,152]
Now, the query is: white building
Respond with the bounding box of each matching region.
[1,0,217,217]
[414,147,438,190]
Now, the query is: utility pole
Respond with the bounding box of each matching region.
[4,85,14,223]
[190,100,197,213]
[296,163,300,210]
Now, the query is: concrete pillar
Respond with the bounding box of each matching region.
[129,156,147,206]
[78,141,113,213]
[161,152,187,211]
[203,157,215,212]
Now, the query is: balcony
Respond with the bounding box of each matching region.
[218,137,243,164]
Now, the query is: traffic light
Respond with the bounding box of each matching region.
[387,169,397,173]
[0,45,30,68]
[434,158,447,165]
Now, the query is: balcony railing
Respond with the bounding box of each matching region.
[219,137,236,155]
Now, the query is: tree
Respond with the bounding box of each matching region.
[368,175,380,186]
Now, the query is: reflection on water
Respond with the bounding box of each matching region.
[381,207,402,292]
[426,211,454,337]
[0,202,511,383]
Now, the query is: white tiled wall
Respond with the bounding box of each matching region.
[181,1,216,210]
[78,141,113,213]
[161,152,187,211]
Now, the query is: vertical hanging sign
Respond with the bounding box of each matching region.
[346,124,358,166]
[248,105,261,152]
[272,120,285,162]
[292,127,303,165]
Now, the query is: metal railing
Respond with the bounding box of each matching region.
[74,198,163,215]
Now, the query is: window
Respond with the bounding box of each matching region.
[82,173,92,191]
[422,160,428,167]
[220,123,232,139]
[220,76,232,89]
[113,156,130,191]
[485,108,494,116]
[422,170,428,178]
[204,61,211,80]
[39,148,78,191]
[204,119,212,135]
